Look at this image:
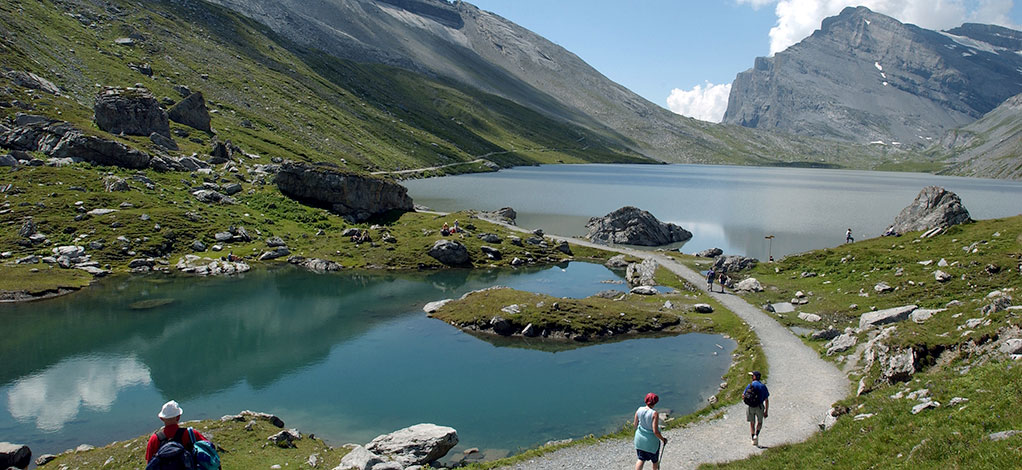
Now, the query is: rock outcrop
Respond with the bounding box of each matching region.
[1,117,153,169]
[93,86,170,138]
[365,423,459,467]
[585,206,692,246]
[625,258,657,287]
[888,186,972,235]
[7,70,59,94]
[274,161,413,222]
[712,255,758,273]
[167,91,212,133]
[428,240,470,266]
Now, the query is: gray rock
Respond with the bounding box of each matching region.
[259,247,291,261]
[338,445,383,470]
[149,131,178,150]
[275,161,413,222]
[1000,338,1022,355]
[35,454,56,466]
[167,92,212,133]
[630,286,659,295]
[268,429,302,448]
[826,333,857,356]
[625,258,658,287]
[911,400,940,415]
[874,282,894,293]
[910,309,943,323]
[366,424,459,467]
[94,86,170,137]
[0,153,16,167]
[104,175,129,192]
[771,302,795,313]
[988,430,1021,441]
[191,240,207,251]
[713,255,758,273]
[695,248,723,258]
[490,316,513,335]
[934,270,952,282]
[812,329,841,340]
[478,233,501,243]
[428,240,470,266]
[557,240,573,255]
[479,207,517,225]
[889,187,972,235]
[509,236,523,247]
[18,218,36,238]
[220,410,285,428]
[8,70,59,94]
[290,257,343,272]
[0,442,31,469]
[585,206,692,246]
[214,232,233,242]
[423,299,453,314]
[173,85,192,97]
[605,254,629,269]
[223,183,243,195]
[522,323,538,337]
[210,139,241,164]
[693,303,714,313]
[735,278,763,292]
[266,236,287,247]
[480,245,502,260]
[859,305,918,329]
[1,119,153,169]
[798,312,822,322]
[192,189,236,204]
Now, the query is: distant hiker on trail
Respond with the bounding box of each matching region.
[145,400,210,465]
[743,371,770,447]
[718,272,728,293]
[633,392,667,470]
[706,267,716,291]
[846,228,854,243]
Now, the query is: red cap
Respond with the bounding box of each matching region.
[645,393,659,406]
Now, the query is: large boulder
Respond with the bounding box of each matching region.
[93,86,170,138]
[7,70,59,94]
[735,278,764,292]
[167,91,212,132]
[712,255,758,273]
[585,206,692,246]
[1,118,153,169]
[625,258,658,287]
[337,445,383,470]
[888,186,972,235]
[859,305,918,329]
[0,442,31,469]
[428,240,470,266]
[274,161,413,222]
[366,424,458,467]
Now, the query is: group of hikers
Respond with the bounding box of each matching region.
[634,371,770,469]
[440,219,460,236]
[705,267,730,293]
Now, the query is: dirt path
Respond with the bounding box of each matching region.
[490,233,849,469]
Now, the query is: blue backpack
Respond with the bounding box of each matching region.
[146,428,195,470]
[189,427,221,470]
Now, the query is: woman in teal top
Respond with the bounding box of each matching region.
[633,392,668,470]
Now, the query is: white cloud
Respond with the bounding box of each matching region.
[666,82,733,122]
[747,0,1018,55]
[7,355,151,431]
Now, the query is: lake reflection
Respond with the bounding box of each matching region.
[1,264,735,459]
[403,164,1022,258]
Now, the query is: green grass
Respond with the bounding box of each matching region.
[697,216,1022,470]
[0,263,92,296]
[44,415,352,470]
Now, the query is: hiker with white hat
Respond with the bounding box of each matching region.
[144,400,211,465]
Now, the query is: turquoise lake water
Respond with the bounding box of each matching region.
[403,164,1022,259]
[0,263,735,461]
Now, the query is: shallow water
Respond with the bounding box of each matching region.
[403,164,1022,259]
[0,263,734,460]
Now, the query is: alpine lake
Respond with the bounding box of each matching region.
[6,163,1022,463]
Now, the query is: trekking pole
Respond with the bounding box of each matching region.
[658,440,667,465]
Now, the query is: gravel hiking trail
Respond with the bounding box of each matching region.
[496,238,849,469]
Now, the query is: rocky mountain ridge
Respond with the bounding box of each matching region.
[935,92,1022,180]
[724,6,1022,148]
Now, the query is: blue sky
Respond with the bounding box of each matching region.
[468,0,1022,122]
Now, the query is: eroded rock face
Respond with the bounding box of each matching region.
[94,86,170,138]
[274,161,413,222]
[366,423,459,467]
[889,186,972,235]
[1,118,153,169]
[167,91,212,133]
[585,206,692,246]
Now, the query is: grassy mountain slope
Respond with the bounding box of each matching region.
[933,93,1022,180]
[683,216,1022,469]
[0,0,647,173]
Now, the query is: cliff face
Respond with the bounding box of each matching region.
[723,7,1022,147]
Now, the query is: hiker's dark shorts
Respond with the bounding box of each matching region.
[636,448,659,461]
[747,404,765,422]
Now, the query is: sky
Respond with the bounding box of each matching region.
[467,0,1022,122]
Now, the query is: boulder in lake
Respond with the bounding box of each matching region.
[94,86,170,138]
[888,186,972,235]
[0,442,31,470]
[275,161,413,222]
[712,255,758,273]
[366,424,459,467]
[167,91,212,133]
[585,206,692,246]
[428,240,470,266]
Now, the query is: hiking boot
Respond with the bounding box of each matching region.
[752,435,758,446]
